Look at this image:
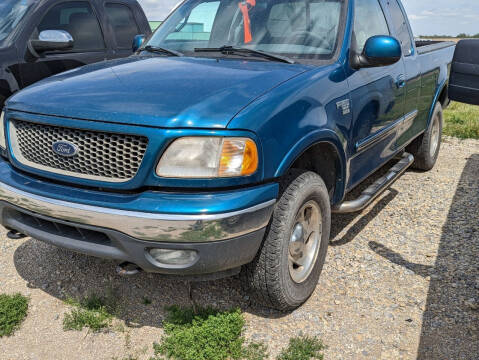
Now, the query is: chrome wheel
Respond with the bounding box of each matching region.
[288,200,322,284]
[430,114,440,158]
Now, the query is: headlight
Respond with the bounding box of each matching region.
[0,111,6,150]
[156,137,258,178]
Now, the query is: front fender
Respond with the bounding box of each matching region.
[275,129,347,203]
[275,129,346,177]
[228,63,351,203]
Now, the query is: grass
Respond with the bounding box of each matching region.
[0,293,29,337]
[277,336,325,360]
[151,306,246,360]
[443,102,479,139]
[63,293,116,332]
[0,291,324,359]
[149,306,324,360]
[242,342,269,360]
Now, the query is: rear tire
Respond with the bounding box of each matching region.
[241,170,331,311]
[407,102,443,171]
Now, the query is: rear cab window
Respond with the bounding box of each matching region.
[35,1,105,52]
[105,2,140,49]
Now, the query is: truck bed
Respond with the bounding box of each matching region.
[415,40,456,55]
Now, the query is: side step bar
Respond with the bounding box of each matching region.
[333,152,414,214]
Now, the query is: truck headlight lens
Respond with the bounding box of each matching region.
[0,111,6,150]
[156,137,258,178]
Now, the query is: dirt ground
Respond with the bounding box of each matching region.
[0,136,478,360]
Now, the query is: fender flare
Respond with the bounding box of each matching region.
[426,78,448,130]
[274,129,347,203]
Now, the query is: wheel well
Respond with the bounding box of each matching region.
[438,85,448,107]
[289,142,340,196]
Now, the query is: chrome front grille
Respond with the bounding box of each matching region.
[9,120,148,182]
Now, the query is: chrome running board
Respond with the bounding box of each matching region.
[333,152,414,214]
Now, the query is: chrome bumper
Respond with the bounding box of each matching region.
[0,181,275,243]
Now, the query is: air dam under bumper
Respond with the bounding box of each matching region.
[0,163,277,275]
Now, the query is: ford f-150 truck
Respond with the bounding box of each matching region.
[0,0,469,310]
[0,0,151,110]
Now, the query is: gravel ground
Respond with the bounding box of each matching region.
[0,137,478,360]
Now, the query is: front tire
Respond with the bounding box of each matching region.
[242,170,331,311]
[407,102,443,171]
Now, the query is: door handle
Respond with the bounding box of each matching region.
[396,75,406,89]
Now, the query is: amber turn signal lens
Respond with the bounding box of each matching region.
[218,138,258,177]
[241,139,258,175]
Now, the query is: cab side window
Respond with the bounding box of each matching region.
[354,0,390,53]
[36,1,105,51]
[387,0,413,56]
[105,3,140,49]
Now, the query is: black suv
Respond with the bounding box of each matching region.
[0,0,151,109]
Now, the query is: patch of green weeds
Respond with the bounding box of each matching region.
[151,306,245,360]
[148,306,325,360]
[0,293,29,337]
[63,293,116,332]
[277,336,325,360]
[242,342,269,360]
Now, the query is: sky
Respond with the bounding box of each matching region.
[137,0,479,36]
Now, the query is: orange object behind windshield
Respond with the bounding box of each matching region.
[238,0,256,43]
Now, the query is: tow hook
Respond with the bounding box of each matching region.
[116,262,142,276]
[7,229,28,240]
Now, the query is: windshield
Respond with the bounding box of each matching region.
[0,0,35,45]
[148,0,345,60]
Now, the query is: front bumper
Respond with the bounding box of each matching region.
[0,181,275,243]
[0,160,277,275]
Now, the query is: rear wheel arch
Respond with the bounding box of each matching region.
[438,84,449,108]
[425,80,448,130]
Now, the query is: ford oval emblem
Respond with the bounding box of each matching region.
[52,141,78,157]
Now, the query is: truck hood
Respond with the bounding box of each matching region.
[7,56,311,128]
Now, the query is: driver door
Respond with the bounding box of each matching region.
[347,0,406,189]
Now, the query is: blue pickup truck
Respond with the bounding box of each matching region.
[0,0,466,310]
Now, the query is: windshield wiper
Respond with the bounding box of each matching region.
[194,45,295,64]
[142,45,183,57]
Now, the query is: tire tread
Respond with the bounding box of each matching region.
[241,170,330,311]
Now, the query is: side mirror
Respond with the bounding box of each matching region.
[352,35,402,69]
[132,34,146,53]
[29,30,74,55]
